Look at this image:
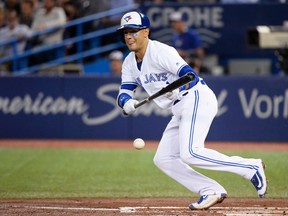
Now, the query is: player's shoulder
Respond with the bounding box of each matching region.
[150,40,172,49]
[122,51,135,69]
[123,51,134,63]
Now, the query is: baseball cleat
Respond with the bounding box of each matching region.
[189,193,227,210]
[250,161,268,198]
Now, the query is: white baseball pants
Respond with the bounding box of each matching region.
[153,80,261,196]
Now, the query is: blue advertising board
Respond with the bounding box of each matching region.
[0,76,287,141]
[140,3,288,74]
[206,76,288,141]
[141,3,288,55]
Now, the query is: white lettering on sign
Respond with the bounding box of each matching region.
[0,92,88,115]
[0,85,287,127]
[147,6,223,47]
[81,84,121,125]
[238,88,288,119]
[0,84,171,126]
[148,6,224,28]
[82,84,171,126]
[216,89,228,117]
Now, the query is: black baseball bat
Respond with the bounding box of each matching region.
[134,72,195,109]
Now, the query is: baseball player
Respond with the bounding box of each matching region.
[116,11,267,210]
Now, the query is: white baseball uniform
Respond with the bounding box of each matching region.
[118,39,262,196]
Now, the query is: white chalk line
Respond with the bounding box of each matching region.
[3,205,286,214]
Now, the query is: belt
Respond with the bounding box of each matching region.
[173,79,206,105]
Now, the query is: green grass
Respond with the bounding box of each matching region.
[0,148,287,199]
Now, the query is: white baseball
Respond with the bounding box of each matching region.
[133,138,145,150]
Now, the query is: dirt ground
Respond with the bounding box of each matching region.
[0,140,287,216]
[0,197,287,216]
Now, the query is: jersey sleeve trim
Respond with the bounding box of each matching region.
[120,82,138,90]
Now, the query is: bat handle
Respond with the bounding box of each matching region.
[134,99,149,109]
[123,99,148,115]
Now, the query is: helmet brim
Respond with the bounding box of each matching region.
[117,24,149,32]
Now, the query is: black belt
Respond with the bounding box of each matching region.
[173,80,205,105]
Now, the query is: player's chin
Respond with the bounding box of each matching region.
[126,44,134,49]
[127,46,137,52]
[126,43,136,51]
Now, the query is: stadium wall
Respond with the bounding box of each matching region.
[0,76,287,141]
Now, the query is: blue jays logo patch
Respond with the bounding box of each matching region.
[124,15,132,22]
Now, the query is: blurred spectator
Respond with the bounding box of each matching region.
[62,0,80,22]
[136,0,174,4]
[19,0,34,27]
[149,0,164,3]
[0,5,6,29]
[169,12,204,59]
[31,0,66,45]
[169,11,209,74]
[0,10,32,56]
[108,50,123,76]
[219,0,287,4]
[0,10,32,71]
[220,0,259,3]
[3,0,21,15]
[62,0,80,56]
[77,0,109,17]
[57,0,68,7]
[29,0,66,65]
[178,0,216,3]
[31,0,41,11]
[67,0,109,62]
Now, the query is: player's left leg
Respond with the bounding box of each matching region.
[153,115,227,196]
[178,83,267,198]
[154,114,227,210]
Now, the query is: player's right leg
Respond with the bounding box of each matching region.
[177,83,267,198]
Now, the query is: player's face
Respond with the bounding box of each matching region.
[123,28,148,52]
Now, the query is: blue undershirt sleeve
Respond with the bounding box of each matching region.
[118,93,132,108]
[178,65,200,91]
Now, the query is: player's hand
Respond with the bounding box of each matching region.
[123,99,139,115]
[164,89,180,101]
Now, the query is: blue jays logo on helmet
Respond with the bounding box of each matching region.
[117,11,150,31]
[124,15,132,22]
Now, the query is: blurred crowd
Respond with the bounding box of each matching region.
[0,0,142,72]
[137,0,287,3]
[0,0,287,74]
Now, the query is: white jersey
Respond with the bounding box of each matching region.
[121,39,188,109]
